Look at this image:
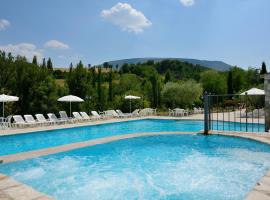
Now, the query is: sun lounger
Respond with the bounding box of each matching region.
[59,111,75,123]
[139,108,155,116]
[80,112,91,121]
[72,112,85,122]
[24,115,42,126]
[131,109,140,117]
[35,114,52,126]
[91,111,103,120]
[13,115,35,128]
[116,110,131,118]
[104,110,120,118]
[47,113,67,124]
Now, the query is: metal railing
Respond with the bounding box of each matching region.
[204,94,265,134]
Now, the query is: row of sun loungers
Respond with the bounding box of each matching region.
[7,109,153,128]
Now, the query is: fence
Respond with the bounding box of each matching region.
[204,94,265,134]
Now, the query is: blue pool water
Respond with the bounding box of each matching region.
[1,134,270,200]
[0,119,265,156]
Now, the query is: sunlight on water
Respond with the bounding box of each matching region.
[1,135,270,200]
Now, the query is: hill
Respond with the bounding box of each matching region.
[107,57,231,71]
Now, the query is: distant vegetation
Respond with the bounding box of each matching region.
[0,50,266,115]
[107,57,232,71]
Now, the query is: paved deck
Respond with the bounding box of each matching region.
[0,115,269,200]
[0,173,53,200]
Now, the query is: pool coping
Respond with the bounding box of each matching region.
[0,131,196,163]
[0,173,53,200]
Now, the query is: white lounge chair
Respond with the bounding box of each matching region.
[116,110,131,118]
[131,109,140,117]
[104,110,120,118]
[35,114,52,126]
[47,113,67,124]
[59,111,74,123]
[24,115,42,127]
[139,108,154,116]
[80,112,91,121]
[72,112,85,122]
[91,111,103,120]
[13,115,34,128]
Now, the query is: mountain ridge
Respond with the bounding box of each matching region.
[106,57,232,71]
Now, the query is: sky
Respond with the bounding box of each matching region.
[0,0,269,69]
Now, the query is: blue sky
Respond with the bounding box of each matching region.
[0,0,269,69]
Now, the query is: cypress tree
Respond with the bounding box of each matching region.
[97,67,102,110]
[32,56,38,65]
[41,58,46,69]
[47,58,53,71]
[260,62,267,74]
[227,70,233,94]
[164,70,172,83]
[108,66,113,102]
[91,67,96,88]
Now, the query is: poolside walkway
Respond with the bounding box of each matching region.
[0,173,53,200]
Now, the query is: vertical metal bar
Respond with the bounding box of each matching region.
[228,99,230,131]
[252,109,254,132]
[208,95,211,130]
[240,96,242,131]
[204,93,209,134]
[234,102,236,131]
[245,93,248,132]
[258,106,260,132]
[223,96,224,131]
[217,96,218,130]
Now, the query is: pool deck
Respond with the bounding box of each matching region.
[0,173,53,200]
[0,115,269,200]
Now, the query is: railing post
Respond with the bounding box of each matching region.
[204,93,209,134]
[264,74,270,132]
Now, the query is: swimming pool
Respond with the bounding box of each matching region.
[1,134,270,200]
[0,119,265,156]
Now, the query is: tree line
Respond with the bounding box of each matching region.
[0,50,267,115]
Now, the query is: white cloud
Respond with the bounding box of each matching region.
[0,19,10,30]
[0,43,43,61]
[101,2,152,33]
[180,0,195,7]
[44,40,69,50]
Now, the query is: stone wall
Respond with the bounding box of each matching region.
[264,74,270,131]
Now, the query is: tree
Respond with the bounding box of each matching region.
[164,70,172,83]
[41,58,46,69]
[97,67,103,110]
[91,67,96,88]
[66,61,88,98]
[32,56,38,65]
[108,66,113,102]
[200,70,227,94]
[162,81,203,108]
[260,62,267,74]
[227,70,233,94]
[47,58,53,71]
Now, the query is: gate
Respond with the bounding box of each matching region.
[204,93,265,134]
